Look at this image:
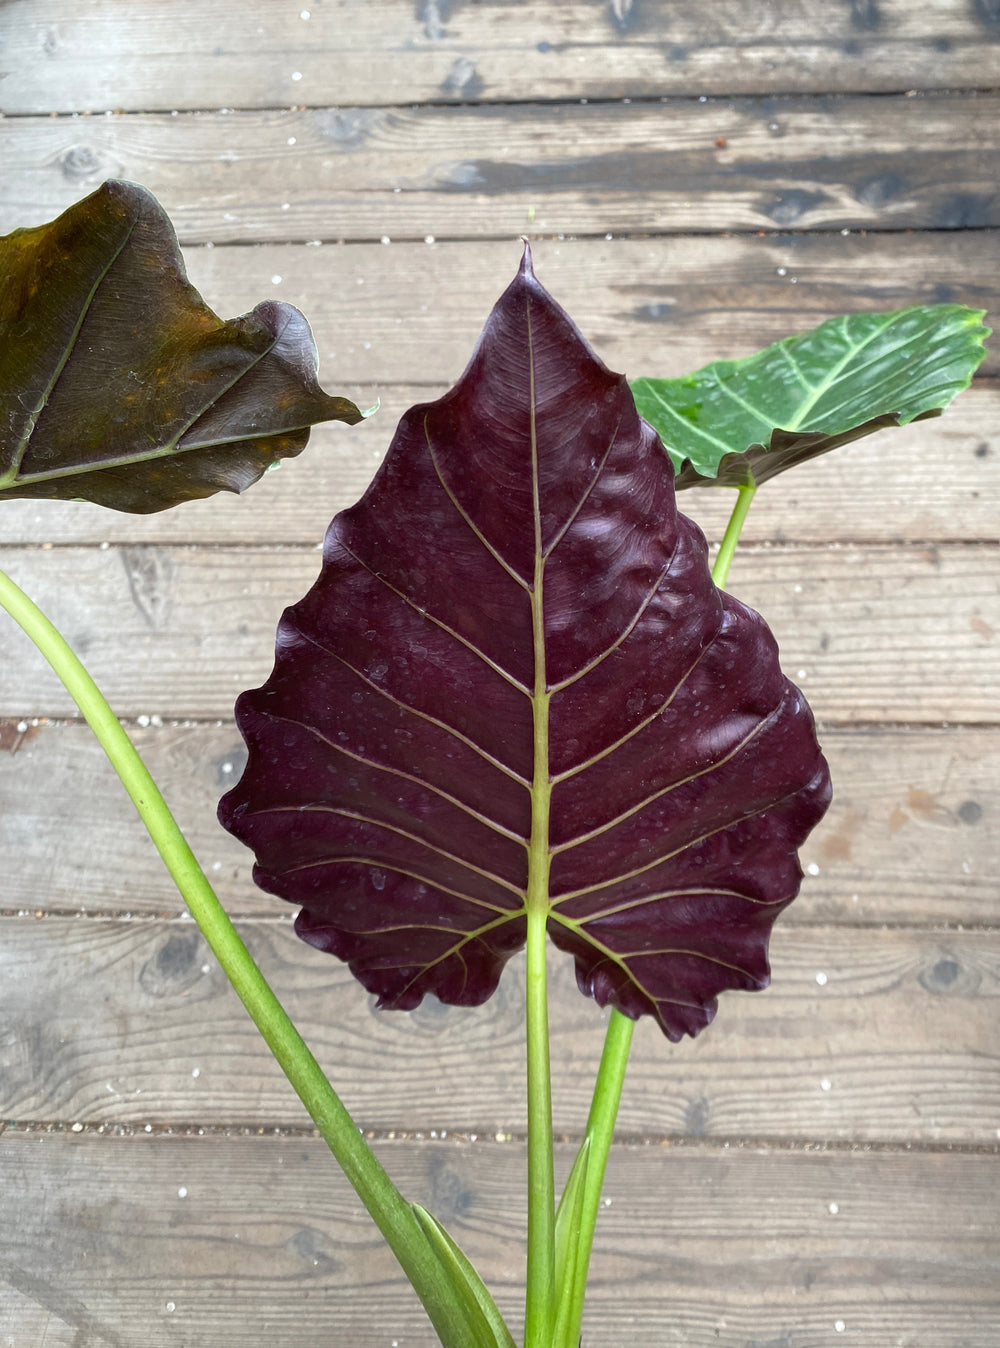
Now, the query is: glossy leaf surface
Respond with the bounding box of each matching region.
[0,180,363,512]
[220,253,830,1040]
[631,305,990,489]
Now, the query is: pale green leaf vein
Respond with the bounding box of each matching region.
[550,637,715,785]
[295,623,531,787]
[247,803,526,901]
[552,776,812,906]
[259,707,529,845]
[424,415,532,593]
[5,216,138,485]
[775,339,813,391]
[547,539,680,695]
[541,415,622,562]
[783,313,898,431]
[282,855,513,917]
[378,912,524,1003]
[549,700,782,855]
[562,885,782,923]
[706,368,773,426]
[339,540,532,697]
[636,380,734,455]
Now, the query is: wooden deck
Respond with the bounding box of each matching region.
[1,2,999,1344]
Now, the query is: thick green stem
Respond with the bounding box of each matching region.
[712,479,757,589]
[525,581,555,1342]
[524,902,556,1346]
[0,565,494,1348]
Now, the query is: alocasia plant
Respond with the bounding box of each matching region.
[0,183,989,1348]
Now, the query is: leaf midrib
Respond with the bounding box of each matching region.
[7,311,293,492]
[0,216,137,489]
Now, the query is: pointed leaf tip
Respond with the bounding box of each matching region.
[221,263,831,1039]
[519,238,535,277]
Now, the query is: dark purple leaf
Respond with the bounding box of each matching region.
[220,251,831,1040]
[0,180,363,512]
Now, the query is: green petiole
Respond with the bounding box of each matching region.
[554,1007,634,1347]
[712,479,757,590]
[1,468,759,1348]
[0,564,506,1348]
[550,478,758,1344]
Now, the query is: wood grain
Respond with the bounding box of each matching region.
[1,228,991,386]
[177,233,1000,386]
[1,542,995,722]
[2,723,995,925]
[3,1131,998,1347]
[2,917,997,1143]
[4,0,1000,114]
[1,380,995,549]
[6,94,1000,240]
[4,2,999,1341]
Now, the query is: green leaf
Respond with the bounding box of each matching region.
[552,1139,591,1348]
[0,180,364,513]
[630,305,990,490]
[411,1203,518,1348]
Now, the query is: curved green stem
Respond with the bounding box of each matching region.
[0,564,499,1348]
[556,1007,635,1348]
[550,478,761,1344]
[712,479,757,589]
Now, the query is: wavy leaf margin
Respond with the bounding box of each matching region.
[220,250,831,1040]
[631,305,990,489]
[0,180,363,513]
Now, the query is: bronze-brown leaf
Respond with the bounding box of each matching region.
[0,181,363,513]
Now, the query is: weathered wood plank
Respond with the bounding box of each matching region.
[177,233,1000,385]
[2,918,998,1142]
[3,1132,999,1348]
[6,94,1000,240]
[1,381,995,549]
[2,723,995,926]
[3,0,999,113]
[1,543,995,722]
[3,0,996,1338]
[0,232,990,389]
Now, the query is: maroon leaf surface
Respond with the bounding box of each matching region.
[220,252,830,1040]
